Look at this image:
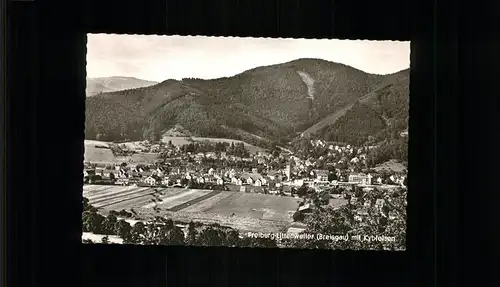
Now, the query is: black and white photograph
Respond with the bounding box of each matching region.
[82,34,409,250]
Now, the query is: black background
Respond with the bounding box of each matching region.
[3,0,495,286]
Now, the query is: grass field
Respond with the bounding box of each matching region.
[204,192,300,221]
[84,140,160,164]
[84,145,115,163]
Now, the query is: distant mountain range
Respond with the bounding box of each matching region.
[86,76,158,97]
[85,58,409,148]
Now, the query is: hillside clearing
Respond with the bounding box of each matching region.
[374,160,407,173]
[160,136,265,154]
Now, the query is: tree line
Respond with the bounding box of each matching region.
[366,138,408,167]
[82,197,276,248]
[285,186,407,250]
[83,184,406,250]
[177,141,251,158]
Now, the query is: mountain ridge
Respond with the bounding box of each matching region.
[85,58,409,148]
[86,76,158,97]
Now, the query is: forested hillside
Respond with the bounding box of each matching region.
[85,59,409,147]
[315,69,409,145]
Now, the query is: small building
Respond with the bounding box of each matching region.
[216,178,224,186]
[298,203,311,212]
[161,178,171,186]
[375,199,386,212]
[83,169,95,178]
[102,170,116,179]
[348,173,372,185]
[144,175,161,186]
[313,169,329,182]
[116,178,130,186]
[254,178,262,187]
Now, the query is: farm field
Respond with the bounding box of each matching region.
[84,186,144,201]
[82,185,301,233]
[91,188,154,208]
[204,192,300,221]
[180,192,235,212]
[142,189,213,209]
[83,185,119,197]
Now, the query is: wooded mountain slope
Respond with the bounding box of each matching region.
[85,58,409,147]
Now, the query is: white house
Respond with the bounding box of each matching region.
[246,177,254,185]
[254,179,262,187]
[229,169,237,178]
[216,178,224,185]
[400,176,407,187]
[144,175,159,186]
[208,168,215,175]
[314,169,329,182]
[293,179,305,187]
[375,199,386,211]
[260,177,268,186]
[348,173,372,185]
[155,167,165,177]
[102,170,116,178]
[161,178,171,186]
[116,178,129,186]
[298,203,311,212]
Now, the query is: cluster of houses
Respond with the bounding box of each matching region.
[83,161,406,194]
[84,138,407,197]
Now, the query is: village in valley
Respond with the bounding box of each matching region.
[84,138,407,194]
[83,35,409,250]
[82,134,408,250]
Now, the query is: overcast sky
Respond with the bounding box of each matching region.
[87,34,410,82]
